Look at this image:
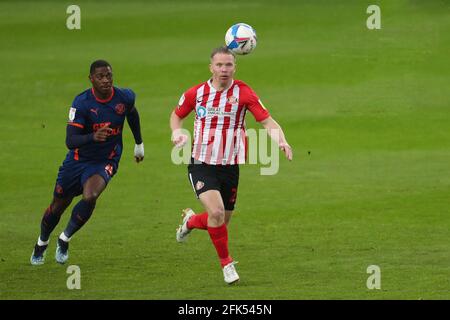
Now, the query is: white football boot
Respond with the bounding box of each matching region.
[223,261,240,284]
[176,208,195,243]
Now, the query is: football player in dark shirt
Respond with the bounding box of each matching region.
[30,60,144,265]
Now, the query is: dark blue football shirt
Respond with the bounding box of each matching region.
[67,87,135,163]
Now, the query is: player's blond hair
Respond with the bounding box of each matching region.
[210,46,236,60]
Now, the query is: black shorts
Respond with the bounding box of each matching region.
[187,158,239,211]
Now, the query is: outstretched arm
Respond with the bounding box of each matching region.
[126,107,144,163]
[260,116,293,161]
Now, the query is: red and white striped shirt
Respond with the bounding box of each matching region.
[174,79,270,165]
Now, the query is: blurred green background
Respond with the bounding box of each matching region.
[0,0,449,299]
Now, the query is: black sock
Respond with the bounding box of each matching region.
[63,199,95,238]
[40,206,62,242]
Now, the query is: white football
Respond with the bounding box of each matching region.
[225,23,257,55]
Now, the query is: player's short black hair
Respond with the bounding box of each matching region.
[210,46,235,60]
[90,60,112,74]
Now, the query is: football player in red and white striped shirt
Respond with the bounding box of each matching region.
[170,46,292,284]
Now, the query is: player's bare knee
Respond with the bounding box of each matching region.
[208,206,225,222]
[82,192,99,204]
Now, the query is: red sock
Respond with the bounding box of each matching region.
[207,223,233,267]
[187,212,208,230]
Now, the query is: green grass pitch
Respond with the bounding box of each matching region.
[0,0,449,299]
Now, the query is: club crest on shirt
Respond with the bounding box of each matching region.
[195,181,204,191]
[69,107,76,121]
[115,103,126,115]
[227,96,238,104]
